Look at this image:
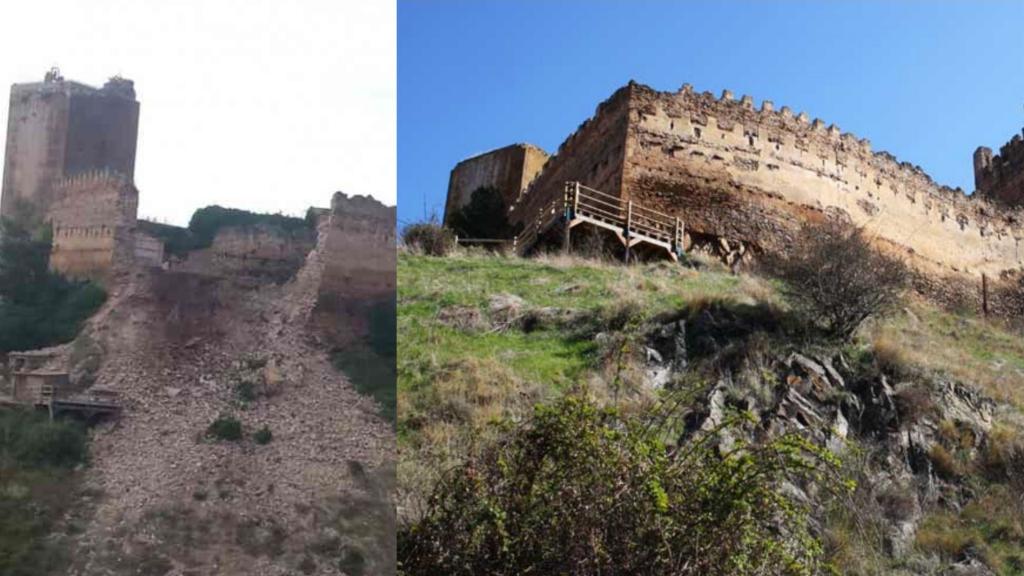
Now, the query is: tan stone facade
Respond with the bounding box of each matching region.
[445,143,549,224]
[321,192,396,301]
[48,170,138,283]
[500,82,1024,307]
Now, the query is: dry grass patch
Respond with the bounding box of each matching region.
[869,297,1024,409]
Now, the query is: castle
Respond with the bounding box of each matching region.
[445,81,1024,311]
[1,68,158,283]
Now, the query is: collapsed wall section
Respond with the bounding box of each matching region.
[313,192,396,343]
[170,225,315,284]
[445,143,549,226]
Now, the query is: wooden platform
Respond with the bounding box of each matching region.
[513,182,684,261]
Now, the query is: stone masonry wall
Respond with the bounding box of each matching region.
[974,130,1024,207]
[509,87,632,229]
[621,82,1024,283]
[171,224,315,284]
[1,75,140,220]
[48,170,138,283]
[445,143,549,225]
[2,83,70,218]
[320,192,396,301]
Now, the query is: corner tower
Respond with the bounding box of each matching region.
[1,68,140,219]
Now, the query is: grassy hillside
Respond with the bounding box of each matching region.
[398,249,1024,574]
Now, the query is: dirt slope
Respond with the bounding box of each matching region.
[61,223,395,575]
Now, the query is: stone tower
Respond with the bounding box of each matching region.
[1,68,140,219]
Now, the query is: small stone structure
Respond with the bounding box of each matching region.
[5,350,118,418]
[445,143,548,225]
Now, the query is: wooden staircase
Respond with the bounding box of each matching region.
[513,182,685,261]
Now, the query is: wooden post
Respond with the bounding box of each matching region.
[624,200,633,263]
[982,273,989,317]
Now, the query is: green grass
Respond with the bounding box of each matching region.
[0,410,89,576]
[398,252,763,399]
[916,483,1024,574]
[870,298,1024,409]
[397,251,777,509]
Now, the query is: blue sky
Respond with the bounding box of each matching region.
[398,0,1024,227]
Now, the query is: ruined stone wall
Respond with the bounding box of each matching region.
[320,192,396,300]
[133,231,165,268]
[975,130,1024,207]
[509,87,632,229]
[1,75,140,220]
[48,170,138,283]
[310,192,396,345]
[620,83,1024,282]
[444,143,549,225]
[171,224,315,284]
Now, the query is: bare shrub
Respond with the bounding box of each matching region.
[766,220,908,341]
[402,219,455,256]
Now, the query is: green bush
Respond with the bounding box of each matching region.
[234,382,257,403]
[765,220,907,341]
[399,394,842,576]
[401,220,455,257]
[0,410,88,469]
[254,426,273,445]
[206,415,243,442]
[446,186,516,240]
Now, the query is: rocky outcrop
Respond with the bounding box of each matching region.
[638,306,1001,566]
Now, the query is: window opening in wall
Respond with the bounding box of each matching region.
[693,126,702,139]
[748,136,755,147]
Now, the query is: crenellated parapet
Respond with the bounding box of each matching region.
[47,169,140,283]
[495,81,1024,312]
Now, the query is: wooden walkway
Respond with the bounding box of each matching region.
[0,388,120,419]
[513,182,685,261]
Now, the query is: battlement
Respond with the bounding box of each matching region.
[490,80,1024,313]
[974,128,1024,207]
[646,82,969,197]
[11,73,138,101]
[52,169,134,196]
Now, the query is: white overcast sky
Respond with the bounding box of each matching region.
[0,0,396,225]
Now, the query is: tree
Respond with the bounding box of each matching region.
[0,218,106,353]
[447,187,516,239]
[767,220,907,341]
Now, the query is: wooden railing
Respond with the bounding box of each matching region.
[513,182,685,261]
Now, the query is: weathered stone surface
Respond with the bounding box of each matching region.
[1,71,139,220]
[491,81,1024,313]
[445,143,549,226]
[974,130,1024,207]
